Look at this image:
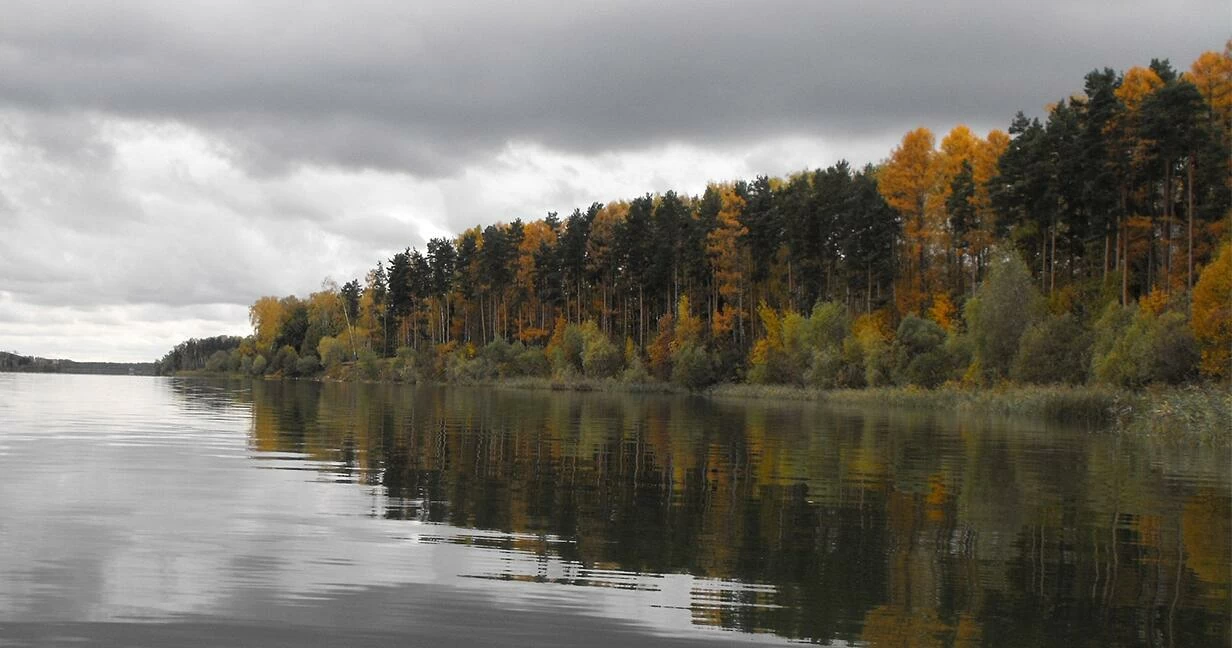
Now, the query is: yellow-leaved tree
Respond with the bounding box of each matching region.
[249,296,287,355]
[705,184,748,342]
[1185,43,1232,143]
[878,127,937,315]
[672,295,703,351]
[1192,242,1231,378]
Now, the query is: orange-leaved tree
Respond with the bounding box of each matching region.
[1192,242,1231,378]
[878,127,937,315]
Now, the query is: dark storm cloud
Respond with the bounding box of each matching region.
[1,1,1222,176]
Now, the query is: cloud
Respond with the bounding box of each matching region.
[0,1,1223,360]
[0,1,1222,176]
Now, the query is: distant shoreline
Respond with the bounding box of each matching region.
[0,351,156,376]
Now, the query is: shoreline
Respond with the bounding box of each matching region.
[166,369,1230,446]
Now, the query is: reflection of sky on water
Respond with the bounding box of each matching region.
[0,374,791,644]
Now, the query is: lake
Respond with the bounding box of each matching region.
[0,373,1227,646]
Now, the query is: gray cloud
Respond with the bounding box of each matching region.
[0,1,1222,176]
[0,1,1223,360]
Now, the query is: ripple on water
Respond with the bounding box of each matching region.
[0,375,1226,647]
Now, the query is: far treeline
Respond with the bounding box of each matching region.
[1,351,156,376]
[158,47,1232,393]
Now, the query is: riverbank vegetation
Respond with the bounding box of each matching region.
[158,47,1231,433]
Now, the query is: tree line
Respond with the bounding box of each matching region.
[162,46,1232,389]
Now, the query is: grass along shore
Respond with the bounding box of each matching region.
[174,364,1230,447]
[706,382,1230,445]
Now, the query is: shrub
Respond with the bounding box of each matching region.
[357,349,381,380]
[862,336,894,387]
[515,346,550,377]
[965,253,1044,381]
[804,301,851,350]
[1091,302,1134,363]
[890,315,950,388]
[581,331,623,378]
[748,302,804,385]
[296,354,321,376]
[1093,307,1199,388]
[317,335,349,368]
[621,354,651,383]
[445,352,496,383]
[273,345,300,376]
[549,323,585,376]
[899,347,953,388]
[836,337,868,388]
[226,349,242,372]
[805,348,841,388]
[647,313,674,380]
[473,338,517,377]
[944,333,973,383]
[250,354,268,376]
[204,350,229,373]
[1012,313,1091,384]
[671,344,714,390]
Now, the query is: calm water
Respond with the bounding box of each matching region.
[0,374,1227,647]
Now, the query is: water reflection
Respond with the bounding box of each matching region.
[0,374,1226,647]
[229,380,1229,646]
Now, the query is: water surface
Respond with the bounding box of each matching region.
[0,374,1227,646]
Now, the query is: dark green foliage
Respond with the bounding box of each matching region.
[156,335,244,375]
[272,345,300,376]
[393,346,430,382]
[273,299,309,355]
[204,350,229,373]
[740,176,781,284]
[296,354,321,376]
[946,160,976,251]
[965,254,1044,381]
[515,346,550,377]
[1093,308,1199,387]
[890,316,951,388]
[797,303,862,388]
[550,324,585,376]
[671,344,715,391]
[806,344,867,389]
[1011,314,1092,384]
[426,238,456,299]
[340,279,361,321]
[443,339,553,383]
[862,339,894,388]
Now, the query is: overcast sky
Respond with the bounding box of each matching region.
[0,1,1224,361]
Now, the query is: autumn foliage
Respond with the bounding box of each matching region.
[1192,243,1232,378]
[161,46,1230,392]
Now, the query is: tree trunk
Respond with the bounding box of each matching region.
[1187,156,1195,292]
[1049,214,1057,296]
[1163,161,1172,295]
[1121,216,1129,307]
[866,264,872,313]
[1108,227,1118,285]
[1040,233,1047,292]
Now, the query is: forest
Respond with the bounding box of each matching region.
[157,46,1232,393]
